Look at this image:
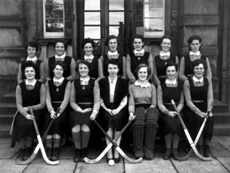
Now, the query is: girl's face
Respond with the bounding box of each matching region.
[27,46,37,58]
[138,67,148,81]
[53,65,64,78]
[133,38,144,51]
[84,43,94,56]
[55,42,65,56]
[190,39,201,52]
[166,66,176,80]
[78,63,89,77]
[161,38,171,52]
[108,38,118,52]
[25,67,36,80]
[194,63,204,79]
[108,64,119,77]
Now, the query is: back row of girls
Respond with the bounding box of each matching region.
[12,34,213,165]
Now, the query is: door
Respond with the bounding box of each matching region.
[76,0,131,59]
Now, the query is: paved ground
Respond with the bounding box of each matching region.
[0,136,230,173]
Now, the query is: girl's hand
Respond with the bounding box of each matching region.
[50,110,56,119]
[83,108,92,113]
[129,112,136,121]
[199,112,207,118]
[168,111,177,118]
[26,114,34,120]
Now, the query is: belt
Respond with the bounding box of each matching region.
[192,100,204,103]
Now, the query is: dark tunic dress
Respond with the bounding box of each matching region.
[185,77,214,141]
[184,55,207,78]
[48,56,72,79]
[98,77,128,131]
[21,60,42,80]
[69,78,95,126]
[154,54,177,83]
[102,54,124,77]
[160,80,183,136]
[80,55,100,79]
[43,79,69,136]
[11,81,43,147]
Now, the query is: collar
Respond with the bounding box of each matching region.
[192,76,204,83]
[84,55,94,60]
[135,80,151,88]
[134,49,145,56]
[26,56,37,62]
[189,51,201,56]
[55,53,66,60]
[53,77,64,83]
[80,76,90,85]
[25,79,36,86]
[108,51,118,56]
[108,76,118,84]
[160,51,170,57]
[165,78,177,85]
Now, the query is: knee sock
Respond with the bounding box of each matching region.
[25,137,33,148]
[72,131,81,149]
[18,138,25,149]
[46,138,52,148]
[53,138,61,148]
[82,131,90,149]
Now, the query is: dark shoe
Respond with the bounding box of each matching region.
[17,148,25,161]
[163,148,171,160]
[24,147,32,160]
[204,145,211,157]
[134,148,144,158]
[197,145,204,156]
[46,147,52,160]
[144,147,153,160]
[73,149,81,163]
[172,148,179,160]
[52,147,59,161]
[114,156,120,163]
[80,148,87,162]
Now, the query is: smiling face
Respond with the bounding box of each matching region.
[137,67,148,81]
[166,65,176,80]
[84,43,94,56]
[27,46,37,58]
[53,65,64,78]
[190,39,201,52]
[161,38,171,52]
[194,63,205,79]
[108,63,119,77]
[108,38,118,52]
[133,38,144,51]
[78,63,89,77]
[24,66,36,80]
[55,42,65,56]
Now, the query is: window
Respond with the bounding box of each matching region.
[43,0,65,38]
[144,0,165,38]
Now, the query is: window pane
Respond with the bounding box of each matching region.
[109,12,124,25]
[144,19,163,32]
[46,19,64,32]
[109,0,124,10]
[85,27,101,39]
[85,0,100,10]
[45,0,64,5]
[85,12,101,25]
[109,26,119,36]
[46,5,64,18]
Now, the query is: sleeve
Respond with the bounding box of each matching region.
[128,85,135,113]
[16,85,27,117]
[45,82,53,113]
[178,57,188,81]
[98,56,104,78]
[150,84,157,108]
[183,80,202,115]
[126,54,136,81]
[70,82,81,111]
[177,90,184,113]
[122,56,127,79]
[205,57,212,81]
[152,56,161,86]
[207,79,214,110]
[59,81,71,114]
[31,83,46,111]
[147,54,154,81]
[67,58,76,81]
[92,80,100,113]
[39,62,45,83]
[157,85,169,114]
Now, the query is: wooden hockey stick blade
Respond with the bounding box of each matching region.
[84,120,133,164]
[93,120,142,163]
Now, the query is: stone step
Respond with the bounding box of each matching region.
[0,114,14,125]
[0,91,15,104]
[213,124,230,136]
[0,103,17,114]
[213,100,229,113]
[213,112,230,124]
[0,126,11,138]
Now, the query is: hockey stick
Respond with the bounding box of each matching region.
[93,119,142,164]
[171,100,212,161]
[179,101,214,161]
[84,120,133,164]
[16,108,59,165]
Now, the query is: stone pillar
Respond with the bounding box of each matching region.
[179,0,220,99]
